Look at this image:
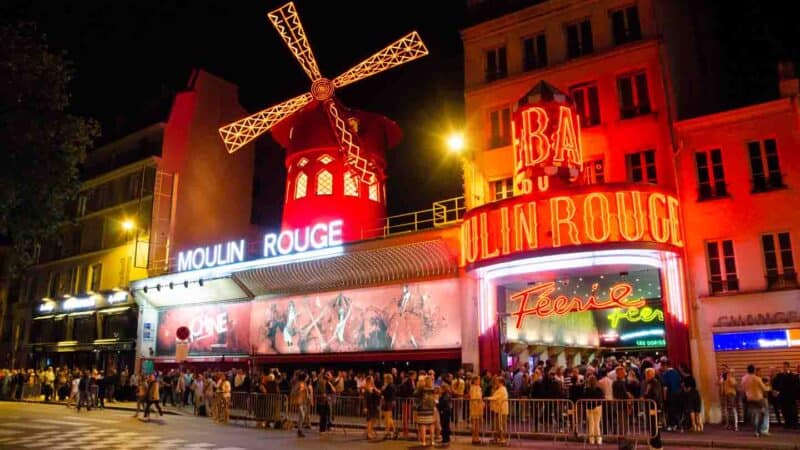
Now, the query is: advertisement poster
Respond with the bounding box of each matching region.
[156,301,251,356]
[251,280,462,354]
[504,268,665,349]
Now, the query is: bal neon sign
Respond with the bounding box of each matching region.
[176,220,344,272]
[38,302,55,313]
[509,282,645,328]
[461,186,684,266]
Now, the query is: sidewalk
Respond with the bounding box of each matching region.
[15,399,800,449]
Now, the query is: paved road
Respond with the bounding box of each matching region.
[0,401,770,450]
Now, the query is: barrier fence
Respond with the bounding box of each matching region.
[220,393,659,444]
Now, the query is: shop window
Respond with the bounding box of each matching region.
[762,232,797,289]
[695,149,727,199]
[492,178,513,201]
[318,154,334,165]
[30,318,54,343]
[485,46,507,82]
[522,33,547,71]
[102,311,134,340]
[89,263,102,292]
[344,171,359,197]
[316,170,333,195]
[611,5,642,45]
[488,107,511,148]
[583,158,605,184]
[294,172,308,199]
[566,19,593,59]
[748,139,784,192]
[73,315,96,342]
[618,71,651,118]
[626,149,657,183]
[297,157,309,168]
[368,183,380,202]
[706,240,738,294]
[570,82,601,127]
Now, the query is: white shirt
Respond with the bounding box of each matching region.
[71,378,80,394]
[598,376,613,400]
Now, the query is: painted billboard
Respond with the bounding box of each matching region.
[504,268,665,349]
[156,301,251,356]
[251,280,462,354]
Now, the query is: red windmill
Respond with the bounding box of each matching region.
[219,2,428,242]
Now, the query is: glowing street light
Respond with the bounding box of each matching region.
[446,132,465,153]
[121,219,135,231]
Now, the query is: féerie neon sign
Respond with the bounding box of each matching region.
[509,282,645,328]
[607,306,664,329]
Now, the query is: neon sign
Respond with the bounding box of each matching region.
[263,219,343,257]
[461,186,684,266]
[509,282,645,328]
[189,312,229,342]
[38,303,55,313]
[607,306,664,329]
[178,240,245,272]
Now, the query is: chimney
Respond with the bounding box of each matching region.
[778,61,798,98]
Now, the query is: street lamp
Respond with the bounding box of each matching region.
[446,132,465,154]
[121,219,135,231]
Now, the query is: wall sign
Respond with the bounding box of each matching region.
[461,185,683,266]
[176,220,344,272]
[713,329,800,351]
[63,296,96,311]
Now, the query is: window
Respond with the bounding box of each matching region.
[748,139,784,192]
[522,34,547,71]
[343,171,359,197]
[368,183,380,202]
[316,170,333,195]
[611,5,642,45]
[73,315,96,342]
[297,157,309,168]
[706,240,738,294]
[77,266,88,293]
[489,107,511,148]
[66,266,79,295]
[695,149,727,199]
[762,232,797,289]
[89,263,102,292]
[570,83,601,127]
[566,19,594,59]
[626,150,657,183]
[318,154,334,165]
[294,172,308,199]
[102,311,135,340]
[485,46,507,82]
[76,195,87,217]
[126,172,142,201]
[492,178,513,201]
[584,158,605,184]
[617,71,651,118]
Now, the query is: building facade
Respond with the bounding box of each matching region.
[675,92,800,423]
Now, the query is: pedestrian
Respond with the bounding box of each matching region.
[742,365,770,437]
[144,373,164,421]
[718,365,738,431]
[486,375,509,445]
[642,368,664,450]
[660,360,682,432]
[316,370,335,433]
[468,375,484,445]
[218,372,231,423]
[291,372,309,437]
[362,375,381,440]
[67,374,80,408]
[133,373,147,418]
[438,382,452,445]
[381,373,398,440]
[582,375,604,446]
[773,362,798,429]
[682,377,703,432]
[416,376,436,447]
[76,371,91,412]
[192,374,205,416]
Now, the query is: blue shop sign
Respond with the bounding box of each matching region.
[713,329,789,352]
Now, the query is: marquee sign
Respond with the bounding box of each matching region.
[461,184,683,266]
[176,220,344,272]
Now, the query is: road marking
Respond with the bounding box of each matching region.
[0,422,55,429]
[59,415,118,424]
[35,418,100,427]
[214,447,247,450]
[0,430,22,436]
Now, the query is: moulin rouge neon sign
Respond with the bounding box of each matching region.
[509,282,645,328]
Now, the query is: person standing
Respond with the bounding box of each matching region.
[192,374,205,416]
[718,365,738,431]
[660,360,682,432]
[642,368,664,450]
[742,365,770,437]
[219,373,232,423]
[76,371,91,412]
[133,373,148,418]
[773,362,798,429]
[363,376,381,440]
[438,383,452,445]
[582,375,605,446]
[381,373,398,440]
[316,370,335,433]
[291,373,310,437]
[416,376,436,447]
[469,375,484,445]
[486,376,509,445]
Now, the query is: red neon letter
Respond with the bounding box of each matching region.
[550,196,580,247]
[552,106,581,165]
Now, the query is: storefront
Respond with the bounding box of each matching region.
[461,184,689,372]
[27,290,137,372]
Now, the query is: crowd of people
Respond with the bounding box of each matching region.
[2,355,799,448]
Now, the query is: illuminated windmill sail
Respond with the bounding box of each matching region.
[218,1,428,183]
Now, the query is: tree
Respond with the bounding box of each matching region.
[0,22,100,274]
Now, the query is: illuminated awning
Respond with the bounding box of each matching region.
[235,239,458,295]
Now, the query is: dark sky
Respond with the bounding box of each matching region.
[2,0,797,222]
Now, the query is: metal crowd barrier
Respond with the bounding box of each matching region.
[21,382,42,402]
[575,399,659,446]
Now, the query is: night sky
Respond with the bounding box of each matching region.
[2,0,797,223]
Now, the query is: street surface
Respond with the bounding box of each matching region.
[0,401,789,450]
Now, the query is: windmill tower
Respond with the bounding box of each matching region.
[219,2,428,242]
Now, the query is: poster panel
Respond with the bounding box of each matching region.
[156,301,251,356]
[251,279,462,354]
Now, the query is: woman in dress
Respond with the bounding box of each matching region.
[468,375,484,445]
[416,376,436,446]
[363,376,382,440]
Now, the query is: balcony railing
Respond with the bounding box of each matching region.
[766,269,798,290]
[709,276,739,294]
[362,196,466,239]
